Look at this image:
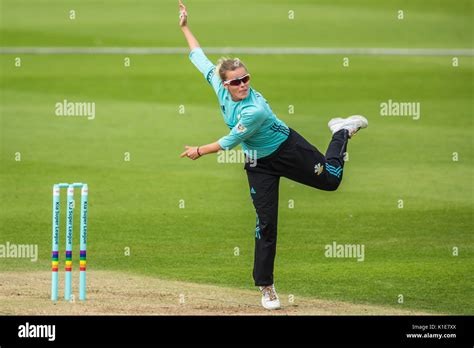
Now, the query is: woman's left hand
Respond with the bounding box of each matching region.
[178,0,188,27]
[180,145,201,160]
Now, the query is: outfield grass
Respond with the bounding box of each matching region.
[0,0,472,48]
[0,0,473,314]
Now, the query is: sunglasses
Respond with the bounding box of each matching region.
[224,74,251,86]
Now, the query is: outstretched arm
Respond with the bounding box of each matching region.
[179,0,220,91]
[178,0,224,161]
[179,0,200,51]
[180,107,266,161]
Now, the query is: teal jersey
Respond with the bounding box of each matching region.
[189,48,289,159]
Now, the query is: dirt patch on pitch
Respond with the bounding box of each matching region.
[0,271,434,315]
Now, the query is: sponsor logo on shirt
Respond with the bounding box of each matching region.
[237,123,247,133]
[314,163,324,175]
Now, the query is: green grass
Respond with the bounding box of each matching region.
[0,0,473,315]
[0,0,472,48]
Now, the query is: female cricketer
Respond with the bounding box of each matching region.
[178,0,368,310]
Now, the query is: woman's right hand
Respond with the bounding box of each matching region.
[178,0,188,27]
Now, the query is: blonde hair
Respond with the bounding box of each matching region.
[216,57,248,81]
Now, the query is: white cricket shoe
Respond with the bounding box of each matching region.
[259,284,281,310]
[328,115,368,138]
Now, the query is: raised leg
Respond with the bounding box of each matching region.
[274,129,349,191]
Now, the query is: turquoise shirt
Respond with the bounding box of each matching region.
[189,48,289,159]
